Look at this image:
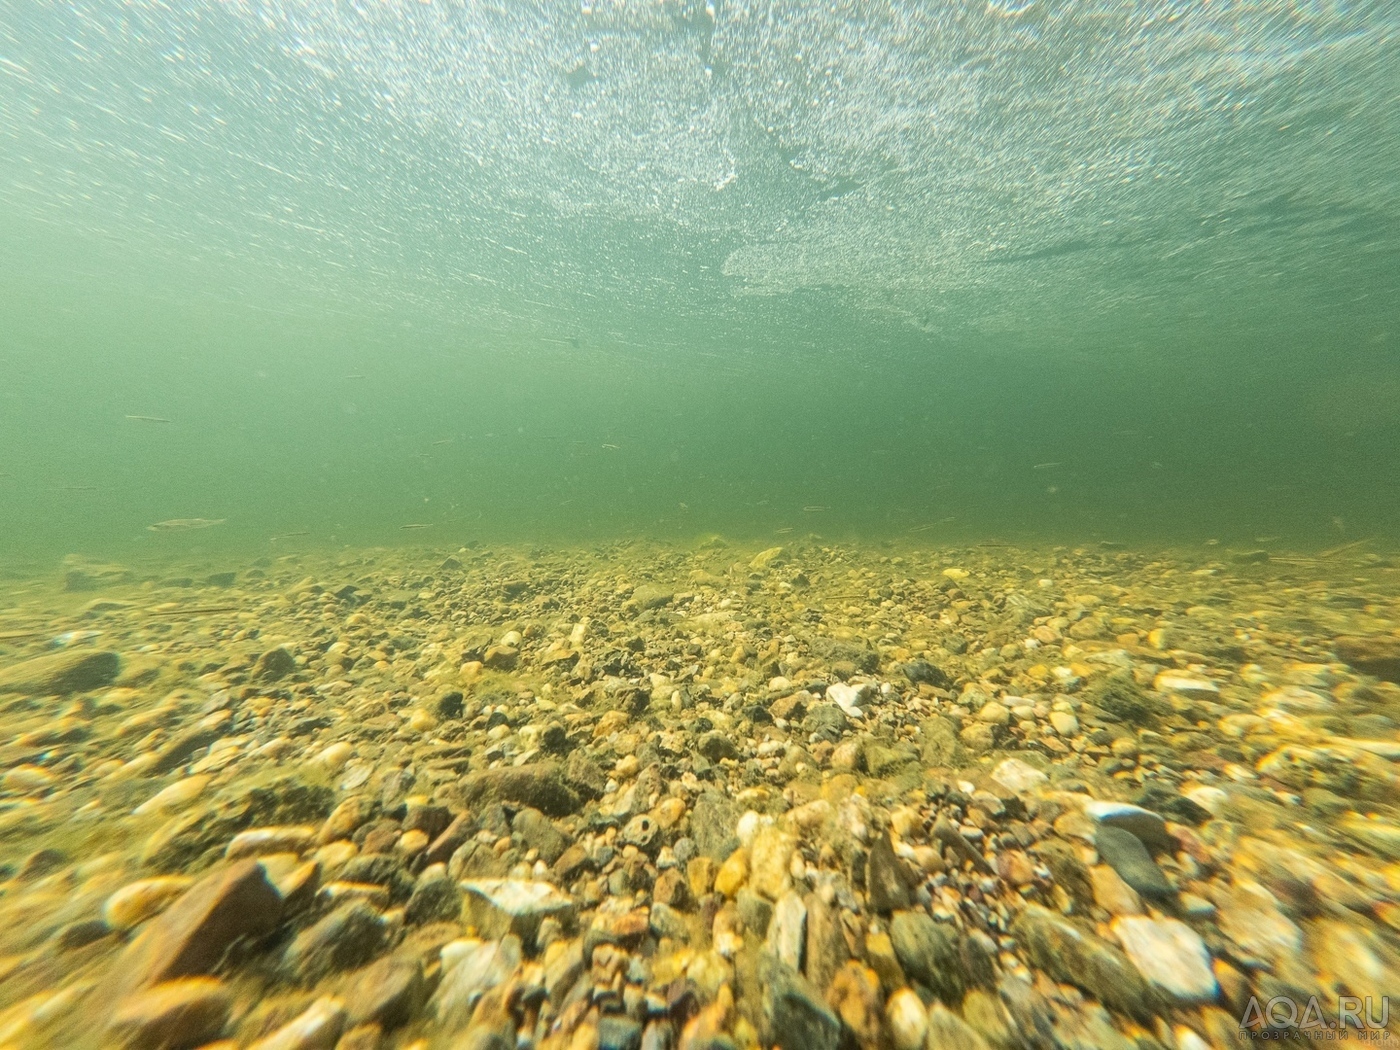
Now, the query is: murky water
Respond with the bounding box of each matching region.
[1,4,1398,1050]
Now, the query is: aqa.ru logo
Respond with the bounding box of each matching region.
[1240,996,1391,1041]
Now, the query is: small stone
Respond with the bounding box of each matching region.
[281,901,386,983]
[1112,916,1217,1003]
[885,987,928,1050]
[749,827,796,900]
[1088,865,1143,917]
[713,850,748,898]
[344,954,425,1029]
[990,758,1047,795]
[925,1002,991,1050]
[650,900,689,943]
[404,864,461,925]
[598,1015,644,1050]
[735,888,773,938]
[433,937,523,1029]
[226,826,316,860]
[959,722,995,754]
[1333,636,1400,683]
[864,930,906,991]
[824,962,881,1048]
[1011,905,1157,1024]
[1083,801,1171,848]
[976,702,1009,727]
[766,892,807,970]
[132,776,212,816]
[759,954,841,1050]
[889,910,964,1004]
[253,646,298,682]
[1094,826,1172,899]
[246,996,347,1050]
[687,856,717,897]
[865,831,913,914]
[1049,711,1079,737]
[3,764,56,794]
[103,876,195,932]
[512,807,568,864]
[458,762,582,817]
[107,977,232,1050]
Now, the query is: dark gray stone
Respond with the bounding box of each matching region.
[513,806,569,864]
[1094,826,1173,899]
[691,791,739,861]
[405,865,462,925]
[759,954,841,1050]
[865,831,913,914]
[889,909,965,1004]
[1011,905,1160,1024]
[281,901,385,984]
[598,1016,644,1050]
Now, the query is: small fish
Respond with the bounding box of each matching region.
[601,443,620,450]
[1032,462,1061,470]
[775,527,794,534]
[432,439,453,445]
[802,505,828,512]
[344,373,367,379]
[51,630,101,648]
[125,414,171,423]
[148,518,226,532]
[400,523,433,530]
[271,530,311,540]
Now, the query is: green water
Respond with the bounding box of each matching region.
[2,2,1398,564]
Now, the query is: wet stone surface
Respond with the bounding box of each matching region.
[0,538,1398,1047]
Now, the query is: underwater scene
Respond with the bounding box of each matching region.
[1,2,1399,1049]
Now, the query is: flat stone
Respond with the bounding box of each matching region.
[1011,905,1158,1023]
[457,762,582,817]
[344,954,425,1029]
[0,649,120,693]
[649,900,689,942]
[926,1002,991,1050]
[107,977,232,1050]
[253,645,298,682]
[748,827,796,900]
[1094,826,1173,899]
[226,825,316,860]
[889,910,964,1004]
[885,987,928,1050]
[1112,916,1217,1003]
[460,879,575,947]
[102,859,282,1001]
[991,758,1047,795]
[1215,878,1303,965]
[405,864,462,925]
[759,954,841,1050]
[804,891,846,994]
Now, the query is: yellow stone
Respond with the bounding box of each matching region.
[103,875,194,931]
[133,775,211,816]
[748,827,796,901]
[687,856,716,898]
[749,546,783,570]
[713,849,748,898]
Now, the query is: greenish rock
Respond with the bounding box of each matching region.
[1011,905,1159,1023]
[759,953,842,1050]
[1082,673,1162,725]
[889,910,964,1004]
[0,649,120,694]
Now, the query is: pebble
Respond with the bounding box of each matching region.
[132,776,211,816]
[766,892,806,970]
[103,876,195,931]
[1112,916,1218,1002]
[990,758,1047,794]
[246,996,347,1050]
[1094,826,1173,899]
[225,826,316,860]
[885,987,927,1050]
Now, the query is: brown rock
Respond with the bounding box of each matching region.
[344,955,425,1030]
[865,832,913,914]
[319,798,368,845]
[457,762,582,817]
[253,646,298,682]
[423,812,474,866]
[103,860,282,1001]
[653,868,692,910]
[107,978,232,1050]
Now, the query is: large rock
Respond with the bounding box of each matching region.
[457,762,581,817]
[1334,636,1400,684]
[889,910,964,1004]
[344,954,426,1029]
[758,954,842,1050]
[512,807,569,864]
[1011,905,1158,1023]
[101,860,282,1001]
[0,649,120,693]
[691,791,740,861]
